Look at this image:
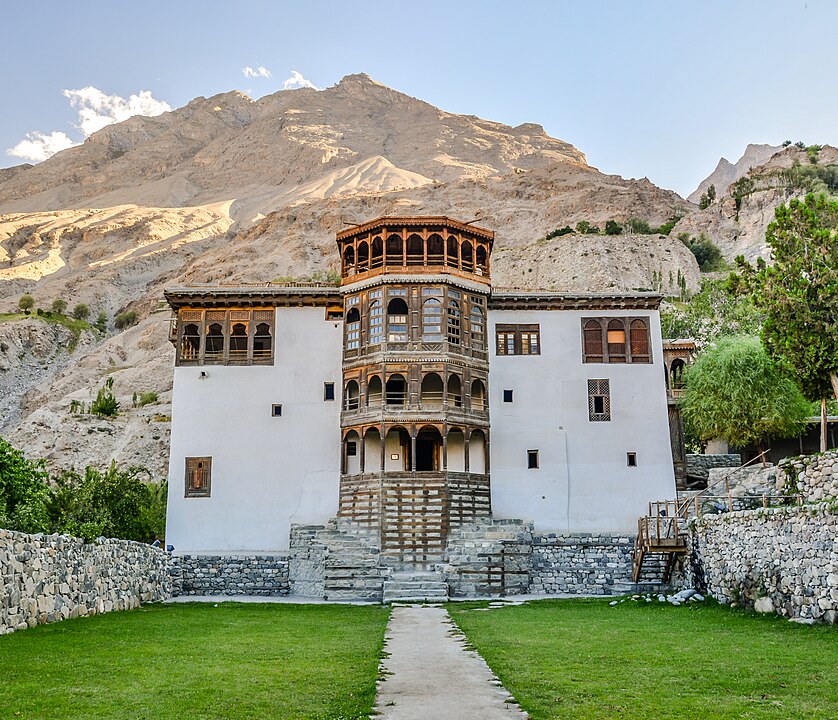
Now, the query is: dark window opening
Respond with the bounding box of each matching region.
[627,452,637,467]
[588,379,611,421]
[503,389,513,403]
[527,450,539,469]
[593,396,605,414]
[272,404,282,417]
[347,441,357,456]
[324,382,335,401]
[416,430,441,471]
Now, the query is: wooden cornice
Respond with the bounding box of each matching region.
[488,291,663,311]
[336,216,495,242]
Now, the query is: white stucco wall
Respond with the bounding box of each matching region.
[488,308,676,533]
[166,307,342,554]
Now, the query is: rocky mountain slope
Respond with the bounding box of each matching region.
[1,73,709,474]
[688,143,782,204]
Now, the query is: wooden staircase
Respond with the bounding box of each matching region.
[631,500,688,583]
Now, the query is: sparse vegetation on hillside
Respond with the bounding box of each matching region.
[72,303,90,320]
[676,232,725,272]
[114,309,138,329]
[91,377,120,417]
[698,184,716,209]
[17,295,34,314]
[50,298,67,314]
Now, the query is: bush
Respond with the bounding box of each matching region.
[575,221,599,234]
[627,218,652,234]
[72,303,90,320]
[604,220,623,235]
[51,298,68,314]
[689,233,725,272]
[0,438,50,533]
[545,226,574,240]
[133,391,158,408]
[18,295,34,314]
[91,377,120,417]
[94,310,107,332]
[114,309,138,329]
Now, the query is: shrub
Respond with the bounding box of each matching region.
[689,233,725,272]
[91,377,120,417]
[72,303,90,320]
[51,298,68,314]
[575,220,599,234]
[604,220,623,235]
[545,226,574,240]
[114,309,138,330]
[627,218,652,234]
[18,295,34,314]
[0,437,50,533]
[94,310,107,332]
[133,391,158,408]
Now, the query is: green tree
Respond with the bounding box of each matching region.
[689,233,725,271]
[91,376,120,417]
[736,193,838,450]
[0,437,50,533]
[604,219,623,235]
[47,463,162,542]
[72,303,90,320]
[698,185,716,210]
[51,298,68,314]
[18,294,34,314]
[679,337,810,462]
[575,220,599,234]
[95,310,108,332]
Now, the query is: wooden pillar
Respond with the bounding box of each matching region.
[359,429,366,474]
[464,428,470,473]
[402,226,407,267]
[410,429,417,473]
[380,427,386,473]
[442,423,448,470]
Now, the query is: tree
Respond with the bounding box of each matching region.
[689,233,725,272]
[679,337,810,462]
[72,303,90,320]
[698,185,716,210]
[51,298,67,314]
[18,294,34,314]
[0,437,50,533]
[95,310,108,332]
[604,219,623,235]
[575,220,599,234]
[736,193,838,450]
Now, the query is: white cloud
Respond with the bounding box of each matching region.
[283,70,320,90]
[243,65,272,79]
[6,87,171,163]
[7,130,76,163]
[63,87,172,137]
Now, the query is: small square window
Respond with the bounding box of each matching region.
[185,456,211,498]
[324,382,335,401]
[503,389,513,403]
[527,450,539,469]
[627,452,637,467]
[347,441,357,456]
[272,404,282,417]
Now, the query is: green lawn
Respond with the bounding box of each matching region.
[0,602,389,720]
[449,598,838,720]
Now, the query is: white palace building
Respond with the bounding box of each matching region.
[164,216,678,599]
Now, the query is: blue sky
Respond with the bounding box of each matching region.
[1,0,835,197]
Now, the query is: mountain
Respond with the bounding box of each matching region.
[687,143,783,204]
[0,73,698,475]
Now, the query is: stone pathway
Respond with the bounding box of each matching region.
[373,605,528,719]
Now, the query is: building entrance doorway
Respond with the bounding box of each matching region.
[416,428,441,471]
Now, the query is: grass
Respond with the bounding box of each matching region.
[449,598,838,720]
[0,311,93,351]
[0,602,390,720]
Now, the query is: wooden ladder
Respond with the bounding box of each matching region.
[631,500,689,583]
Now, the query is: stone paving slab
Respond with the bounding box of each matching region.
[373,605,528,719]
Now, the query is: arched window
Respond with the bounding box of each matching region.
[346,307,360,350]
[371,236,384,268]
[630,319,651,362]
[670,358,686,389]
[387,298,409,342]
[422,298,443,340]
[470,305,484,350]
[344,380,360,411]
[476,245,488,275]
[461,241,473,271]
[406,233,423,265]
[386,234,404,265]
[357,241,370,272]
[470,379,486,411]
[447,374,462,408]
[421,373,444,407]
[446,235,459,268]
[343,430,360,475]
[427,233,444,264]
[583,319,604,362]
[253,323,272,358]
[368,300,383,344]
[447,300,461,345]
[181,323,200,360]
[367,375,383,406]
[205,323,224,358]
[229,322,248,358]
[385,374,407,405]
[343,245,355,275]
[607,319,627,362]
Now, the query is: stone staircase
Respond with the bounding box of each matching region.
[383,571,450,604]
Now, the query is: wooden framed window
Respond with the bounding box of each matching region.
[495,324,540,355]
[185,457,211,497]
[582,317,651,364]
[175,308,274,366]
[369,301,384,344]
[422,298,443,340]
[470,304,485,350]
[447,300,461,345]
[588,379,611,422]
[346,307,361,350]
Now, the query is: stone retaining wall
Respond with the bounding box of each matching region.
[779,449,838,503]
[686,453,741,481]
[171,555,290,596]
[1,529,169,635]
[689,504,837,623]
[530,533,634,595]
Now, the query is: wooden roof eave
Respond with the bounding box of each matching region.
[164,285,342,310]
[488,292,663,311]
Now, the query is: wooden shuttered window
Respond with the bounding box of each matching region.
[582,317,651,364]
[185,457,211,497]
[495,324,540,356]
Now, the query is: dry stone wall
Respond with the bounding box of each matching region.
[689,504,837,623]
[1,529,169,635]
[779,449,838,503]
[170,555,290,596]
[530,534,634,595]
